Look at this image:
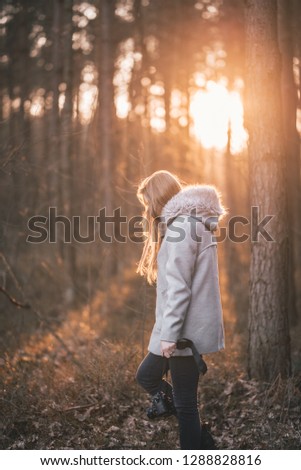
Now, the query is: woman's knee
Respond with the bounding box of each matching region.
[135,355,154,388]
[135,363,145,387]
[135,353,167,395]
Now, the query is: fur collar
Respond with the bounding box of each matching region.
[159,184,227,234]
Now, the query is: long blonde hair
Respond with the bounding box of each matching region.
[136,170,183,285]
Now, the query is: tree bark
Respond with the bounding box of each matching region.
[277,0,300,325]
[98,0,117,313]
[60,0,77,297]
[245,0,291,381]
[99,0,115,212]
[49,0,63,208]
[49,0,63,254]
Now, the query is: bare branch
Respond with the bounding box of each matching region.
[0,252,83,370]
[0,286,31,309]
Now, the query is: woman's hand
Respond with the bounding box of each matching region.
[161,341,177,358]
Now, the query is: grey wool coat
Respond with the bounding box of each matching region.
[148,184,227,357]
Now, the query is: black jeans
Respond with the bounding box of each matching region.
[136,352,202,450]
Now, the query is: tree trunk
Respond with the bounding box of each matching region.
[60,0,77,299]
[98,0,117,313]
[245,0,291,381]
[130,0,149,178]
[277,0,300,325]
[49,0,63,254]
[292,0,301,108]
[49,0,63,208]
[99,0,115,213]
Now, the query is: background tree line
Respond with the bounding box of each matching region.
[0,0,300,388]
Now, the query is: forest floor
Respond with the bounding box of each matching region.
[1,247,301,450]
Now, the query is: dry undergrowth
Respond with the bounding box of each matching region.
[1,261,301,450]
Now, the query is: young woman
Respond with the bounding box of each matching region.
[135,170,227,450]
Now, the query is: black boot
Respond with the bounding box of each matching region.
[146,390,177,419]
[200,422,217,450]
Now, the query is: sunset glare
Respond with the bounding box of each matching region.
[189,81,248,154]
[113,78,248,154]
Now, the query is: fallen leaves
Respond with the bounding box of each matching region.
[1,273,301,450]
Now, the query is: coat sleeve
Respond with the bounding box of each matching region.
[160,216,198,343]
